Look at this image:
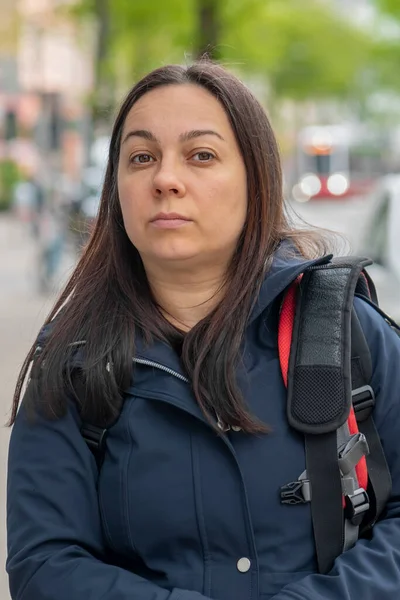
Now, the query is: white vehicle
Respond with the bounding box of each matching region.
[360,175,400,282]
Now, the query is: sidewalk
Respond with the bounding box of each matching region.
[0,213,75,409]
[0,213,76,599]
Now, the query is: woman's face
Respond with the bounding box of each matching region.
[117,84,248,273]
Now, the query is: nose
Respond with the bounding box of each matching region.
[152,159,186,198]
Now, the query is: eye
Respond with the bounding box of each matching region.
[130,153,155,164]
[192,151,215,162]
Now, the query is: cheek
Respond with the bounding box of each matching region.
[211,172,247,222]
[118,176,145,219]
[117,180,145,245]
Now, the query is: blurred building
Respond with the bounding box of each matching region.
[18,0,94,97]
[0,0,20,143]
[0,0,95,187]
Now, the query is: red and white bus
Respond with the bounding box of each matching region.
[291,125,384,202]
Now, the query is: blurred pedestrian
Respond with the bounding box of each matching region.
[35,202,64,293]
[13,175,44,236]
[6,60,400,600]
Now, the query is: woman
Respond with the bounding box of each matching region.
[7,61,400,600]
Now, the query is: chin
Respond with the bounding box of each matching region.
[147,240,199,261]
[154,251,199,264]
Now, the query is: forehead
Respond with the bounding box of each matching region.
[122,83,234,138]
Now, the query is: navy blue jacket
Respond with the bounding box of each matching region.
[7,252,400,600]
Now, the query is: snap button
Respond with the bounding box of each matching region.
[237,557,251,573]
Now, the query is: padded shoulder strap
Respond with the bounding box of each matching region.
[287,257,373,434]
[282,257,374,573]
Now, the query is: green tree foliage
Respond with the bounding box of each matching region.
[70,0,377,115]
[369,38,400,94]
[377,0,400,19]
[223,0,400,104]
[220,1,372,101]
[364,2,400,95]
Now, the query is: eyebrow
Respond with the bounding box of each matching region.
[121,129,225,145]
[180,129,225,143]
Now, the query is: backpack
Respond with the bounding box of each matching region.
[30,256,400,574]
[278,256,398,573]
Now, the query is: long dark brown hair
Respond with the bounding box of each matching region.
[10,60,329,433]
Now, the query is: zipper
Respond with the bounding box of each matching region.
[132,358,238,431]
[39,340,234,431]
[132,357,189,383]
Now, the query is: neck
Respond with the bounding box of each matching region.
[144,262,227,332]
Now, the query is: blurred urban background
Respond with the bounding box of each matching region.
[1,0,400,595]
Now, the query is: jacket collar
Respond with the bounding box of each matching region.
[134,247,333,373]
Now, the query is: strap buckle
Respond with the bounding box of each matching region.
[281,472,311,505]
[338,432,369,476]
[345,488,370,526]
[352,385,375,422]
[81,423,108,453]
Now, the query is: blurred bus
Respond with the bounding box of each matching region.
[291,125,385,202]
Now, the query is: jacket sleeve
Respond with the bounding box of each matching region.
[7,394,211,600]
[271,297,400,600]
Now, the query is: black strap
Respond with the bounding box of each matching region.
[31,333,118,471]
[355,294,400,336]
[355,269,379,305]
[358,416,392,529]
[72,371,109,470]
[285,257,385,574]
[285,261,358,574]
[350,309,372,384]
[81,423,108,470]
[305,432,344,574]
[350,309,392,529]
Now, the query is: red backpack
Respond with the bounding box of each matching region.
[277,257,397,573]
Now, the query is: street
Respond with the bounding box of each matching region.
[0,201,399,599]
[290,194,400,321]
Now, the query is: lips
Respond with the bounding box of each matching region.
[150,212,191,222]
[150,213,192,230]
